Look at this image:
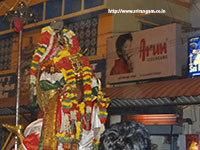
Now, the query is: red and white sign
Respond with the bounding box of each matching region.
[106,23,182,84]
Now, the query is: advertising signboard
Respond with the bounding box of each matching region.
[188,36,200,77]
[106,23,182,84]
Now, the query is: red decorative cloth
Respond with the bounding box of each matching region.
[22,132,40,150]
[14,18,24,32]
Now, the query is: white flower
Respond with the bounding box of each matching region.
[63,30,75,46]
[70,110,77,120]
[86,106,91,113]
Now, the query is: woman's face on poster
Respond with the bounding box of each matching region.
[121,39,132,61]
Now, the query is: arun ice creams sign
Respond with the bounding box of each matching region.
[106,23,182,84]
[139,38,167,62]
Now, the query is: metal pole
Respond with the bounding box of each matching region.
[170,125,174,150]
[15,29,22,150]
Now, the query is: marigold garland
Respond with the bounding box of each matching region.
[54,44,94,141]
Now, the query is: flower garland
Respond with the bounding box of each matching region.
[31,27,110,149]
[55,53,94,142]
[30,26,56,101]
[97,91,110,123]
[54,29,94,142]
[82,65,93,130]
[91,138,100,150]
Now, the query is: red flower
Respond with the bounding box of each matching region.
[76,111,81,120]
[81,56,91,67]
[83,84,92,91]
[68,48,78,55]
[55,57,73,70]
[93,138,97,142]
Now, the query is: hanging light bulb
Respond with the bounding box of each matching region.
[19,2,26,8]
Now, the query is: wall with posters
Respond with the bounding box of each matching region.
[106,23,183,84]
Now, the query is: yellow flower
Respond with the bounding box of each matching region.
[76,121,81,139]
[95,141,100,144]
[32,60,39,64]
[84,81,92,86]
[56,132,65,137]
[67,31,75,37]
[70,93,75,98]
[71,100,78,104]
[97,95,102,99]
[83,75,92,79]
[98,111,108,116]
[63,28,68,33]
[82,69,92,73]
[66,74,74,79]
[106,103,110,107]
[65,69,74,74]
[38,47,46,53]
[98,91,103,95]
[100,103,106,107]
[84,90,92,95]
[83,66,92,71]
[42,26,53,34]
[31,66,36,71]
[65,93,71,98]
[60,69,75,82]
[57,49,70,56]
[85,97,92,102]
[53,50,70,63]
[61,101,72,107]
[70,134,75,139]
[78,102,85,114]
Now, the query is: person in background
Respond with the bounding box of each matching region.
[110,33,134,75]
[98,121,151,150]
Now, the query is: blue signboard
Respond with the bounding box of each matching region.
[188,36,200,77]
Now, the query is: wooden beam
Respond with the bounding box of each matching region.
[62,0,65,16]
[81,0,84,11]
[0,113,31,119]
[43,1,46,21]
[167,0,191,8]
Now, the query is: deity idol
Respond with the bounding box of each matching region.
[3,20,110,150]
